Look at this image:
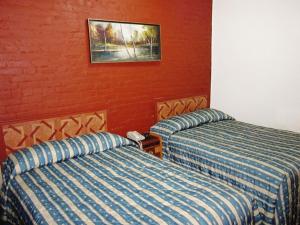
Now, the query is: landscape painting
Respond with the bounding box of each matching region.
[88,19,161,63]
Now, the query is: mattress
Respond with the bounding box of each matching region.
[151,109,300,225]
[0,132,253,225]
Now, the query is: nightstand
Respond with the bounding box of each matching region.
[141,133,162,159]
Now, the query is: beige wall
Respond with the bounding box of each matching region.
[211,0,300,132]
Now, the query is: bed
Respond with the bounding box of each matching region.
[0,110,254,225]
[150,96,300,225]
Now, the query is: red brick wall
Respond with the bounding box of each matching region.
[0,0,212,155]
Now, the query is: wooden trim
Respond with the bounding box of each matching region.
[2,110,107,156]
[155,95,208,121]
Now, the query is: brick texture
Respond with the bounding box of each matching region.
[0,0,212,160]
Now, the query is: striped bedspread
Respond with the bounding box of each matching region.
[0,132,254,225]
[151,109,300,225]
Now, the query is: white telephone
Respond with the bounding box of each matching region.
[127,131,145,142]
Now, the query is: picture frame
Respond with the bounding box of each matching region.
[88,19,161,63]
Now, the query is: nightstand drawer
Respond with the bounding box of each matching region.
[142,137,160,148]
[141,133,162,159]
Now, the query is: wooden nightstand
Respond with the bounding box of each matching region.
[141,133,162,159]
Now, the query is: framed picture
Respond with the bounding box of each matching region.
[88,19,161,63]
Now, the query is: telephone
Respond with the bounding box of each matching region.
[127,131,145,142]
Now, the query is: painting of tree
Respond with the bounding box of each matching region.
[88,19,161,63]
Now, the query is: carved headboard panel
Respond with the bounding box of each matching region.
[2,110,107,156]
[156,96,208,121]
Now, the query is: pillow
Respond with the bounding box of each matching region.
[1,132,134,189]
[150,108,234,159]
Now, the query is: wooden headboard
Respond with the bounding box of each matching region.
[2,110,107,156]
[156,96,208,121]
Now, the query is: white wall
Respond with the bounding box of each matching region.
[211,0,300,132]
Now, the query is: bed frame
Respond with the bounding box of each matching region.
[2,110,107,156]
[156,95,208,121]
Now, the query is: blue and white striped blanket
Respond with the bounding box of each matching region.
[151,109,300,225]
[0,132,254,225]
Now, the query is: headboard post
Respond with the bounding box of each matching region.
[0,127,6,161]
[156,95,208,121]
